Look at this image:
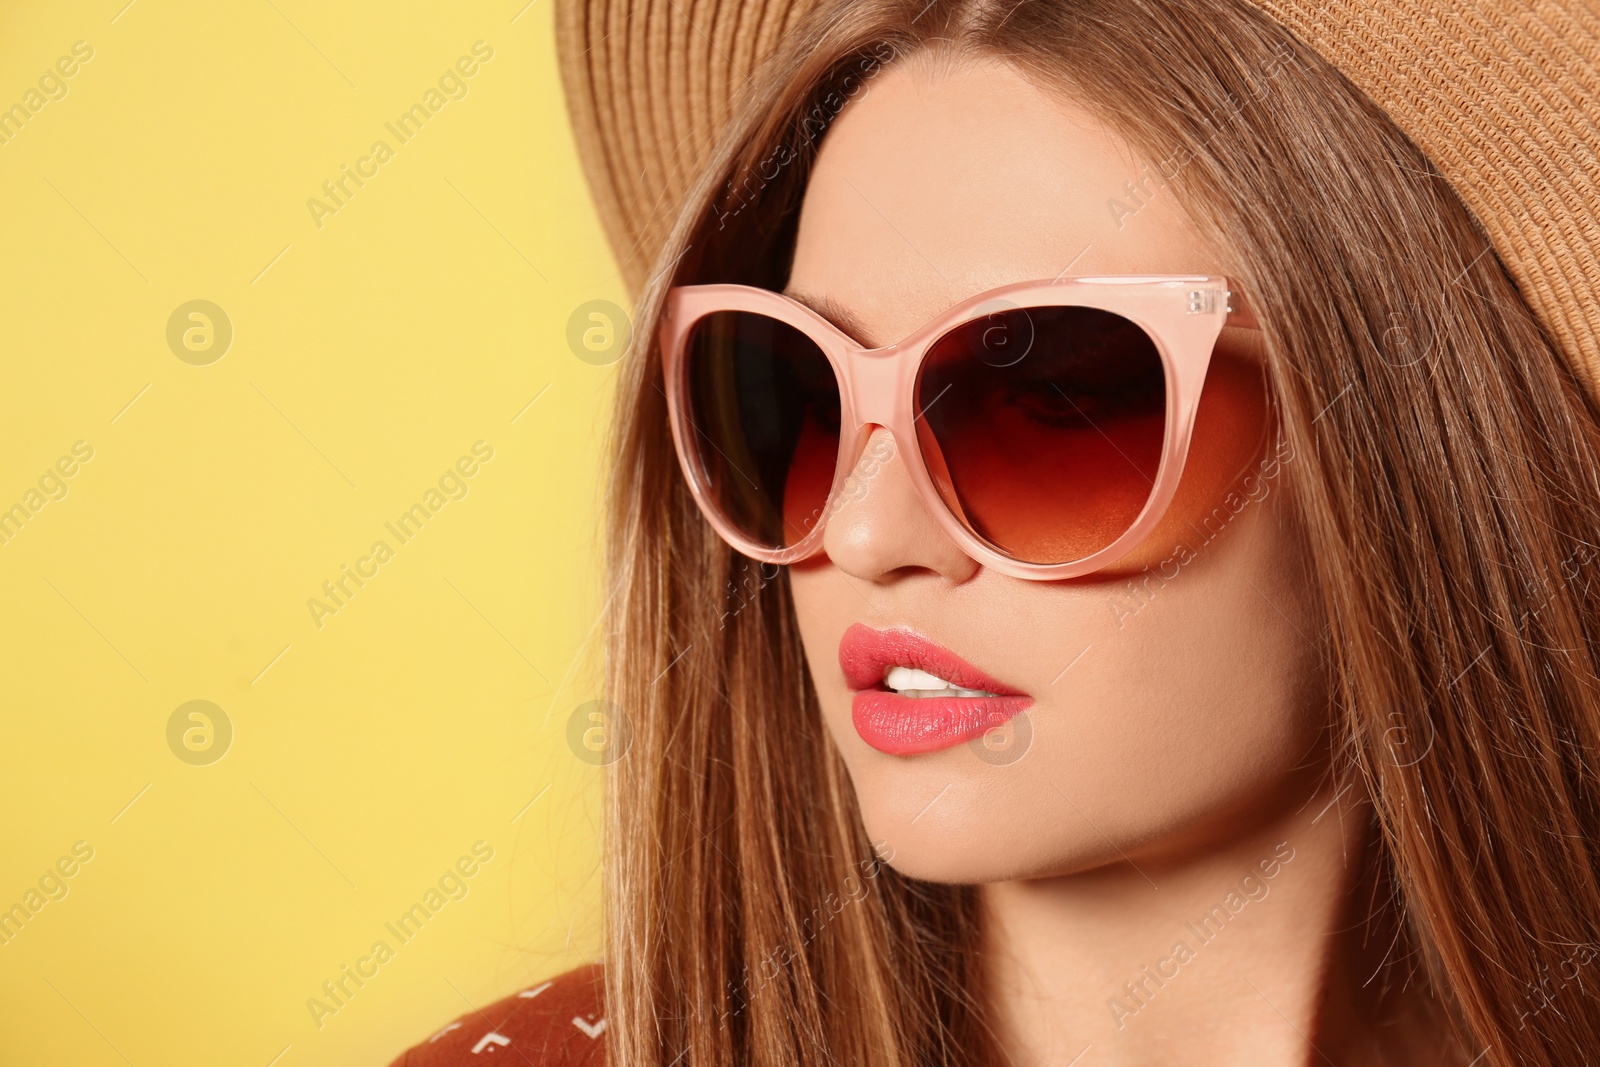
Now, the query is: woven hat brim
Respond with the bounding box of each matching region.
[553,0,1600,402]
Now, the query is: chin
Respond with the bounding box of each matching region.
[827,735,1117,884]
[829,700,1326,886]
[852,780,1132,884]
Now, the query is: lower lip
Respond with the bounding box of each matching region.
[851,690,1033,756]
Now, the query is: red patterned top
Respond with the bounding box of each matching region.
[386,962,607,1065]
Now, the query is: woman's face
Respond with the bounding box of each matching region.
[785,50,1329,882]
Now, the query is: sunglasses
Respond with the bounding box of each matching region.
[659,275,1264,581]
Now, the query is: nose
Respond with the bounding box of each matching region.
[820,425,980,585]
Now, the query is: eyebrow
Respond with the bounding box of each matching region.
[780,288,878,347]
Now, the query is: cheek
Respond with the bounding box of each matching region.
[788,556,853,711]
[786,557,897,804]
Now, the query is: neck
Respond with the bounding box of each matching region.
[978,770,1456,1066]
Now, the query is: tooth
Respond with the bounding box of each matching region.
[885,666,949,690]
[883,665,1000,698]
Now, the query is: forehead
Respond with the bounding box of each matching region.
[785,50,1221,349]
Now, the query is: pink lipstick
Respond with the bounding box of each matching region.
[838,622,1033,756]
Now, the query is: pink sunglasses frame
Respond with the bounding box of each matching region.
[659,274,1262,581]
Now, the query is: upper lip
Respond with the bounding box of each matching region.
[838,622,1029,695]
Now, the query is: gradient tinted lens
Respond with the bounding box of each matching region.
[914,304,1167,565]
[682,310,841,550]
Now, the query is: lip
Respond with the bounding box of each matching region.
[838,622,1033,756]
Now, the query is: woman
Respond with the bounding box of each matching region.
[390,0,1600,1063]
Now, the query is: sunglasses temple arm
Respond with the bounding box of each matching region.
[1225,288,1261,331]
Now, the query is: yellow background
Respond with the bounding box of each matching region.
[0,1,617,1063]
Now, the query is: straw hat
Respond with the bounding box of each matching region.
[553,0,1600,403]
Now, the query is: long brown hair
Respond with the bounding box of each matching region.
[595,0,1600,1063]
